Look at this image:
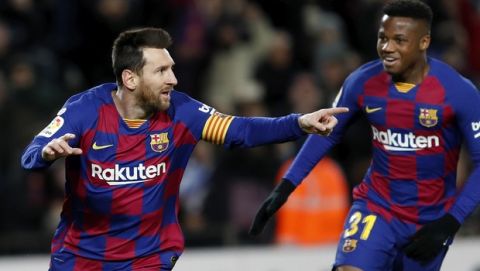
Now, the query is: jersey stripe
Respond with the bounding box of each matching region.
[394,82,416,93]
[123,118,146,128]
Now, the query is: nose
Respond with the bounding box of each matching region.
[167,70,178,86]
[381,40,394,53]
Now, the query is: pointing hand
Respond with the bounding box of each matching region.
[298,107,349,135]
[42,133,83,161]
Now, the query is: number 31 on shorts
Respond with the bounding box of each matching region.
[344,211,377,240]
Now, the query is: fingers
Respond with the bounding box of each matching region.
[298,107,349,134]
[249,210,268,236]
[403,240,418,257]
[304,116,337,134]
[321,107,349,116]
[42,133,82,161]
[60,133,77,142]
[403,233,443,263]
[321,115,339,131]
[249,202,271,236]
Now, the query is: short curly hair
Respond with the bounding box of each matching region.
[383,0,433,29]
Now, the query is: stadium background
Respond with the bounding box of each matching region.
[1,0,480,269]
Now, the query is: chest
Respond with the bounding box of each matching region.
[358,81,454,130]
[87,128,174,163]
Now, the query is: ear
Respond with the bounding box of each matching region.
[121,69,138,90]
[420,34,431,51]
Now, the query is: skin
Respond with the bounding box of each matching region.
[114,48,178,119]
[336,15,431,271]
[377,15,431,84]
[42,47,348,161]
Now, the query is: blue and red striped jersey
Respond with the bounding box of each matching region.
[21,83,305,261]
[285,57,480,225]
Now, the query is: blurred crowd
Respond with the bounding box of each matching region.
[1,0,480,254]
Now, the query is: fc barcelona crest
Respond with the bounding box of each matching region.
[419,108,438,127]
[342,238,358,253]
[150,133,169,153]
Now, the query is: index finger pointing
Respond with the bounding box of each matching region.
[323,107,349,115]
[60,133,76,141]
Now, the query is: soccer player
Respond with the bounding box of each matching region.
[249,1,480,270]
[20,27,347,271]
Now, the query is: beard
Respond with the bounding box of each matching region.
[137,83,171,115]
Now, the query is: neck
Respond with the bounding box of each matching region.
[112,88,150,119]
[393,56,429,84]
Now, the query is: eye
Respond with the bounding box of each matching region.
[158,65,174,74]
[378,35,387,43]
[395,37,407,44]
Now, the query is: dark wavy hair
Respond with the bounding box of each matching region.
[112,27,172,86]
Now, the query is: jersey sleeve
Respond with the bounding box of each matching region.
[172,91,307,147]
[283,73,363,186]
[20,94,86,169]
[446,78,480,223]
[169,91,222,142]
[220,113,305,148]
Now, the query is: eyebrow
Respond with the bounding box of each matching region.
[154,63,174,72]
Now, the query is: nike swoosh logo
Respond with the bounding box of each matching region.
[92,142,114,150]
[365,106,382,113]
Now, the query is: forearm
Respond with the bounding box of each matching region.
[224,114,305,148]
[449,165,480,223]
[21,142,51,169]
[284,133,337,185]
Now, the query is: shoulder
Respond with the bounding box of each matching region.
[429,58,478,96]
[170,90,195,104]
[344,59,385,87]
[66,83,116,108]
[170,90,202,110]
[169,90,214,118]
[62,83,116,121]
[340,59,387,96]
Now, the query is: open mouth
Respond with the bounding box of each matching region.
[382,56,398,66]
[160,89,171,99]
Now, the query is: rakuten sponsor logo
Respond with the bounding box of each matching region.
[91,163,167,185]
[372,126,440,151]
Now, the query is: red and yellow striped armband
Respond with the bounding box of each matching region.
[201,112,235,144]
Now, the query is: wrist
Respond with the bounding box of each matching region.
[296,114,307,133]
[274,179,295,197]
[442,213,461,233]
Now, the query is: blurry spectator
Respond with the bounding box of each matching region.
[169,0,214,97]
[179,141,216,246]
[203,99,281,244]
[274,72,349,246]
[0,20,12,63]
[203,2,273,113]
[254,30,299,116]
[0,0,50,50]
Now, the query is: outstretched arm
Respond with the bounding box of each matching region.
[221,107,348,148]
